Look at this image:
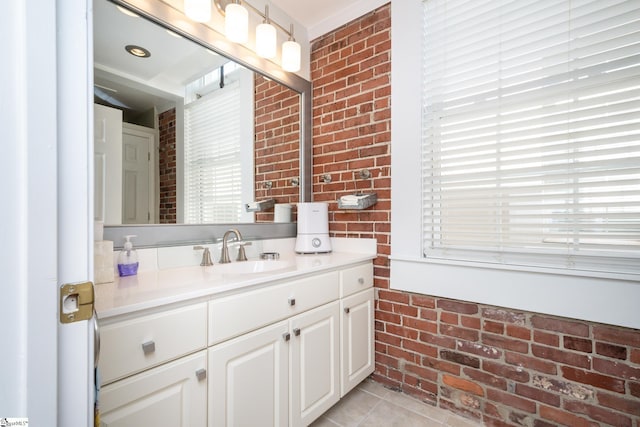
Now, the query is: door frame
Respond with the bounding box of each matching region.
[0,0,94,425]
[57,0,95,426]
[0,0,60,422]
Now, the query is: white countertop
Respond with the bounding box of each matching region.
[95,248,376,319]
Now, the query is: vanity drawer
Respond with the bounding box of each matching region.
[209,271,340,345]
[340,262,373,297]
[100,302,207,384]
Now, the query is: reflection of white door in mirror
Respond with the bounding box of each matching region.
[94,104,122,224]
[122,124,156,224]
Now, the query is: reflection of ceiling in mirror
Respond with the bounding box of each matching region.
[93,0,229,114]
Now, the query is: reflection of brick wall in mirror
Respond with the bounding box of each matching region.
[254,74,301,223]
[158,108,177,223]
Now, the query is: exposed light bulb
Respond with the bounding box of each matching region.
[256,22,277,58]
[225,3,248,43]
[184,0,211,23]
[282,40,301,72]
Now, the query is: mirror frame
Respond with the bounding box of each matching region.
[102,0,311,247]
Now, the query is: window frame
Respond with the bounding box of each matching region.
[390,0,640,329]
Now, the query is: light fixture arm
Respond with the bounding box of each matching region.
[214,0,295,39]
[288,23,295,41]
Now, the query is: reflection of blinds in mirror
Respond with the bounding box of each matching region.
[185,80,242,223]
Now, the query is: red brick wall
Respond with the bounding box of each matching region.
[311,4,640,426]
[254,74,300,222]
[158,108,176,223]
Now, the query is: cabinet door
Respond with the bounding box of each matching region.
[290,301,340,426]
[341,288,375,397]
[208,321,289,427]
[100,351,207,427]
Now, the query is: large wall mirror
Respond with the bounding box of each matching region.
[95,0,311,245]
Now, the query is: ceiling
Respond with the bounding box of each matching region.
[94,0,230,114]
[269,0,354,32]
[269,0,386,40]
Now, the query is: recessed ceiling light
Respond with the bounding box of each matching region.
[125,45,151,58]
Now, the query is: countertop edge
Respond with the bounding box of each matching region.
[96,251,376,320]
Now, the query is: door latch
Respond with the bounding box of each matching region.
[60,281,95,324]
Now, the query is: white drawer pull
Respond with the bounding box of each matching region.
[141,341,156,354]
[195,369,207,381]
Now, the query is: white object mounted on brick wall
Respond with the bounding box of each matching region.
[338,193,377,210]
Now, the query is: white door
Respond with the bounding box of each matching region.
[100,351,207,427]
[57,1,96,426]
[0,0,94,425]
[94,103,124,224]
[122,124,154,224]
[208,321,289,427]
[290,302,340,426]
[1,0,61,423]
[340,288,375,397]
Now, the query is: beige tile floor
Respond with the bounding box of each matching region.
[311,379,482,427]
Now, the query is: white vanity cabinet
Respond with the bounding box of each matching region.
[340,288,375,396]
[339,263,375,397]
[208,320,290,426]
[208,302,341,427]
[98,303,208,427]
[97,258,374,427]
[99,351,208,427]
[290,301,340,426]
[208,272,342,427]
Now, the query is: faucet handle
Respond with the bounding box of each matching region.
[236,241,252,262]
[193,246,214,266]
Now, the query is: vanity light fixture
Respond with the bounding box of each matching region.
[225,0,249,43]
[256,5,276,58]
[211,0,301,73]
[125,44,151,58]
[282,24,301,72]
[184,0,212,23]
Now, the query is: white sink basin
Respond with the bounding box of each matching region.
[218,260,293,275]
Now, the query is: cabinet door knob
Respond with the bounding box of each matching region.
[141,341,156,354]
[344,307,350,314]
[288,297,296,306]
[283,332,291,341]
[293,328,301,336]
[358,277,365,284]
[195,369,207,381]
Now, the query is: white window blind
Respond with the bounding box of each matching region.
[422,0,640,276]
[184,80,243,223]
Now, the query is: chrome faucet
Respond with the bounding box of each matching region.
[219,229,252,263]
[193,246,214,266]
